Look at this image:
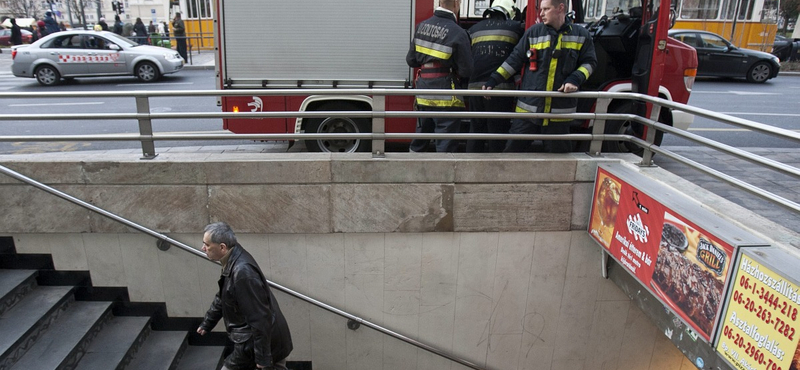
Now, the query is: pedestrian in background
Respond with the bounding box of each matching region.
[44,12,59,35]
[196,222,293,370]
[99,17,109,31]
[483,0,597,153]
[465,0,524,152]
[113,15,123,35]
[133,17,148,44]
[172,12,187,61]
[148,20,156,34]
[406,0,473,153]
[162,21,170,42]
[36,20,47,37]
[10,18,23,46]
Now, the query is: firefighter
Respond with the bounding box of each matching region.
[483,0,597,153]
[406,0,473,153]
[466,0,524,153]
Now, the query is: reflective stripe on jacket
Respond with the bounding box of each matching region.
[485,20,597,125]
[468,18,524,89]
[406,8,473,108]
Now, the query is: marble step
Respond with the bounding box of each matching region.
[174,344,225,370]
[9,300,112,370]
[125,330,188,370]
[0,285,75,369]
[74,316,152,370]
[0,269,38,316]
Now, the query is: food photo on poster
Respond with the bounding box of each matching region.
[650,212,735,340]
[589,171,622,249]
[716,251,800,370]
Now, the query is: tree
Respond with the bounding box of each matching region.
[0,0,45,18]
[780,0,800,33]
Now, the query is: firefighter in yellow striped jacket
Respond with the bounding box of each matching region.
[406,0,473,153]
[483,0,597,153]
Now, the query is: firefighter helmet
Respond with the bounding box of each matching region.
[487,0,516,20]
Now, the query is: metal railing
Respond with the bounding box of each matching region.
[1,87,798,214]
[1,87,799,370]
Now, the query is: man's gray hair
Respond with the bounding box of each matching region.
[204,222,237,248]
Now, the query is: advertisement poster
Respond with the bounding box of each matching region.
[589,166,736,341]
[716,254,800,370]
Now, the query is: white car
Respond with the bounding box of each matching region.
[11,30,184,86]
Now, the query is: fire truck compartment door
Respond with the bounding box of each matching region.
[219,0,414,88]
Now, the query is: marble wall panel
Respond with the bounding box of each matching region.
[617,300,659,370]
[86,185,208,233]
[276,292,312,361]
[1,185,92,233]
[419,233,460,307]
[50,234,88,271]
[82,234,126,287]
[384,233,422,291]
[452,233,498,366]
[382,291,420,370]
[453,184,573,232]
[80,161,207,184]
[0,161,85,184]
[118,234,166,303]
[269,234,308,292]
[454,157,577,183]
[204,160,330,184]
[331,156,455,183]
[158,245,207,317]
[308,306,347,369]
[235,234,271,278]
[572,182,593,230]
[306,234,346,307]
[585,300,630,370]
[209,185,331,234]
[345,323,384,370]
[331,184,453,233]
[417,301,456,370]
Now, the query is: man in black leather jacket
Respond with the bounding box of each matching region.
[197,222,293,370]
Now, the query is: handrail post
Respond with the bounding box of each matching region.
[639,101,661,166]
[372,92,386,158]
[135,96,157,159]
[588,97,611,156]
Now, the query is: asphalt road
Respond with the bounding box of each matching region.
[662,76,800,148]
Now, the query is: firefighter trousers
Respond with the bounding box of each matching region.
[409,106,464,153]
[466,96,514,153]
[504,118,574,153]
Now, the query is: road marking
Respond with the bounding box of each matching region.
[691,91,781,95]
[116,82,194,87]
[689,128,800,132]
[9,102,105,107]
[717,112,800,117]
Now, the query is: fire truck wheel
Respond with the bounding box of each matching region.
[135,62,161,82]
[35,65,61,86]
[305,103,371,153]
[601,101,666,156]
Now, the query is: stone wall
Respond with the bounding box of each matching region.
[0,152,712,369]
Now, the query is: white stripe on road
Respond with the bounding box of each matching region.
[717,112,800,117]
[689,128,800,132]
[116,82,194,87]
[9,102,106,107]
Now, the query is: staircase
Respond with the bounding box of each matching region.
[0,238,229,370]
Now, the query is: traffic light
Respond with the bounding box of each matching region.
[111,1,117,11]
[118,0,125,13]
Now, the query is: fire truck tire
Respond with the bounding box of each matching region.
[305,102,371,153]
[746,61,772,83]
[601,100,666,156]
[135,62,161,82]
[35,65,61,86]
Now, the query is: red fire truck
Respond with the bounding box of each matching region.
[214,0,697,154]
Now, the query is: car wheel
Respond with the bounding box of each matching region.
[35,65,61,86]
[135,62,161,82]
[601,101,665,156]
[305,102,371,153]
[746,61,772,83]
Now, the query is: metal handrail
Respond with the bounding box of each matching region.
[1,87,799,369]
[0,162,486,370]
